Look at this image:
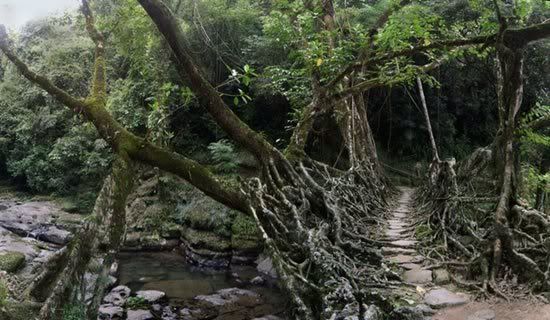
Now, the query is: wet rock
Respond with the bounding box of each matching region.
[403,269,432,284]
[423,288,468,309]
[467,309,495,320]
[251,276,265,285]
[36,226,72,245]
[433,269,450,285]
[103,285,131,306]
[161,306,178,320]
[257,255,278,278]
[184,244,231,268]
[179,308,194,320]
[136,290,166,303]
[392,304,433,320]
[193,287,271,318]
[98,305,124,319]
[127,309,154,320]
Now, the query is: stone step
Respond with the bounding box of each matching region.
[403,269,432,284]
[401,263,422,270]
[388,254,424,264]
[423,288,469,309]
[382,247,416,255]
[389,240,417,248]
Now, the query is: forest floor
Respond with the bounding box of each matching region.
[384,187,550,320]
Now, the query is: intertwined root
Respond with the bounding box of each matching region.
[245,157,393,319]
[415,151,550,299]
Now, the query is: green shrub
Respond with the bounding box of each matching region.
[62,303,85,320]
[126,296,148,310]
[208,139,239,173]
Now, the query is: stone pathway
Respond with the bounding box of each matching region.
[383,187,472,319]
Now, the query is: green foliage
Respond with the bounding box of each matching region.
[0,252,25,273]
[62,303,85,320]
[208,139,239,173]
[125,296,148,310]
[0,278,7,306]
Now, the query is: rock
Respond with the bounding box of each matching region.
[423,288,468,309]
[251,276,265,285]
[390,240,417,248]
[392,304,434,320]
[364,304,383,320]
[403,269,432,284]
[252,316,284,320]
[467,309,496,320]
[161,306,178,320]
[98,305,124,319]
[256,255,278,278]
[194,287,265,317]
[136,290,166,303]
[433,269,450,285]
[401,263,422,270]
[37,226,72,245]
[179,308,194,320]
[0,251,25,272]
[110,261,119,276]
[127,309,154,320]
[103,285,131,306]
[389,254,415,264]
[382,247,416,255]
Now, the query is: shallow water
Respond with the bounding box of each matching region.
[117,251,286,313]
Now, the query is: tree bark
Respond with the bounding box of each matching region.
[416,77,440,161]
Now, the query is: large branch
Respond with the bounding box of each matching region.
[137,0,278,160]
[0,25,247,213]
[331,21,550,86]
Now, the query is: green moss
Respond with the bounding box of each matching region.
[231,213,259,238]
[0,278,7,306]
[231,213,262,252]
[415,224,432,239]
[0,300,41,320]
[0,252,25,273]
[183,228,232,252]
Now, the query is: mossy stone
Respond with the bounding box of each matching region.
[0,252,25,273]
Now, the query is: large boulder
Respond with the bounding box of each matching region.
[98,305,124,320]
[136,290,166,303]
[103,285,131,306]
[127,309,154,320]
[256,255,278,278]
[192,288,275,319]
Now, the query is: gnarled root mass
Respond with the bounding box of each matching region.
[244,154,394,319]
[415,149,550,299]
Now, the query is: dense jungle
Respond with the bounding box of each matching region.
[0,0,548,319]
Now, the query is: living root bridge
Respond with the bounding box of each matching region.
[244,155,394,319]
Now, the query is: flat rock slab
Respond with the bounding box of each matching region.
[388,254,415,264]
[403,269,432,284]
[390,240,417,248]
[382,247,416,255]
[424,288,468,309]
[467,309,496,320]
[401,263,422,270]
[127,310,154,320]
